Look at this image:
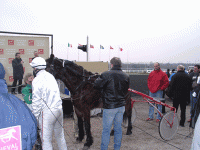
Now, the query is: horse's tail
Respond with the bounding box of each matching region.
[123,111,128,123]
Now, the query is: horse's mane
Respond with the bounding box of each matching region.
[48,54,94,77]
[64,60,94,77]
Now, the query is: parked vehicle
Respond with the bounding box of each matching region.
[146,69,153,73]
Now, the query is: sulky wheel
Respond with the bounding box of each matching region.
[159,111,179,140]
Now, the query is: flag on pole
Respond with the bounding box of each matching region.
[90,44,94,48]
[110,46,113,49]
[119,47,123,51]
[100,45,104,49]
[68,43,72,47]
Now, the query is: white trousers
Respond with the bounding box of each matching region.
[191,114,200,150]
[38,108,67,150]
[26,103,33,112]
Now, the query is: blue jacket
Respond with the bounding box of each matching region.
[169,73,176,82]
[0,63,37,150]
[0,63,5,79]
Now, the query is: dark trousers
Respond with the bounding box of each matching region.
[173,100,186,125]
[12,79,22,93]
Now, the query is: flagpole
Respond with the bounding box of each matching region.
[127,48,128,73]
[99,46,101,61]
[109,47,111,60]
[67,47,69,60]
[118,47,120,58]
[78,47,79,61]
[109,48,110,61]
[109,47,111,70]
[87,36,89,62]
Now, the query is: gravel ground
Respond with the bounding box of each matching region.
[51,96,193,150]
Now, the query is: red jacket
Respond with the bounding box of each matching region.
[147,69,169,93]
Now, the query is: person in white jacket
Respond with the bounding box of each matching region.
[30,57,67,150]
[191,76,200,150]
[191,114,200,150]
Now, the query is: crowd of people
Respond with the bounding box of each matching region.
[147,64,200,149]
[1,52,200,149]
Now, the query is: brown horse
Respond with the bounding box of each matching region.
[46,54,132,149]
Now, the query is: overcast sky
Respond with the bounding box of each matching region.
[0,0,200,63]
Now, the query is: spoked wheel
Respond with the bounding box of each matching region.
[122,106,137,128]
[159,111,179,140]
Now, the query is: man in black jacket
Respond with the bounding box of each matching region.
[168,65,192,127]
[94,57,130,150]
[11,52,24,94]
[188,64,200,123]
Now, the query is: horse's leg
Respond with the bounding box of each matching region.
[73,107,79,138]
[126,111,132,135]
[111,108,129,136]
[110,127,114,136]
[83,113,93,149]
[111,99,133,136]
[126,97,132,135]
[76,117,84,142]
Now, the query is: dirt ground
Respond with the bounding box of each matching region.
[52,96,194,150]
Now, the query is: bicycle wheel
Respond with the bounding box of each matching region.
[122,106,137,128]
[159,111,179,140]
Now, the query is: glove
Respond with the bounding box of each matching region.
[192,92,197,97]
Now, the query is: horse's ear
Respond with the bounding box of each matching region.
[50,54,54,60]
[49,54,55,63]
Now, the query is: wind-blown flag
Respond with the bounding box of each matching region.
[110,46,113,49]
[68,43,72,47]
[100,45,104,49]
[90,44,94,48]
[119,47,123,51]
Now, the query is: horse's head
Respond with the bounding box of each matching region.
[46,54,94,94]
[46,54,64,78]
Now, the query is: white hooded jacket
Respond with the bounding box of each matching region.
[32,70,62,119]
[191,114,200,150]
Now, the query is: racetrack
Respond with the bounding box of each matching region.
[52,96,193,150]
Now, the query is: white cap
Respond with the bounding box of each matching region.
[30,57,46,69]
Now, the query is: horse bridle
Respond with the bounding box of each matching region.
[48,58,75,93]
[48,58,96,95]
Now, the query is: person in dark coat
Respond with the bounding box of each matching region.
[188,65,200,123]
[166,69,170,78]
[11,52,24,94]
[168,65,192,127]
[94,57,130,150]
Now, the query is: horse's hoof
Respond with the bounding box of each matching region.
[82,146,90,150]
[126,131,132,135]
[110,130,114,136]
[76,137,83,142]
[74,140,82,144]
